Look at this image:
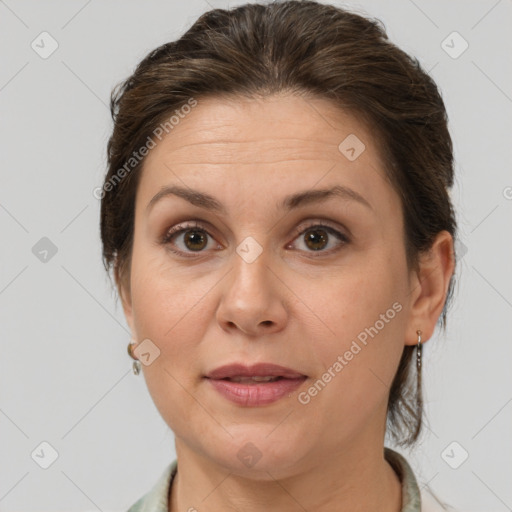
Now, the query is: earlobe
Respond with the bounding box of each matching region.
[404,230,455,345]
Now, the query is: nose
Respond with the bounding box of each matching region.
[215,246,288,337]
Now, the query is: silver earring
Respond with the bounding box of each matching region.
[416,330,422,371]
[127,340,142,376]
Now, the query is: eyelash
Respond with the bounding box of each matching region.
[160,220,350,258]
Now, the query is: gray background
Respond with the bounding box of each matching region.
[1,0,511,510]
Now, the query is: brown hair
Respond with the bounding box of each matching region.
[100,0,458,447]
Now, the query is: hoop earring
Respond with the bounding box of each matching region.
[127,339,142,376]
[416,329,422,372]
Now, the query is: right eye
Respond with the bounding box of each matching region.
[161,222,221,257]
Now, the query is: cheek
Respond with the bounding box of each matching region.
[312,258,403,342]
[130,246,205,336]
[130,269,210,430]
[128,263,211,403]
[305,259,406,401]
[305,309,405,440]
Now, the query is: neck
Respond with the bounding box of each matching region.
[169,441,402,512]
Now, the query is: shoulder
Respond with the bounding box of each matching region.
[126,460,177,512]
[384,447,459,512]
[420,485,459,512]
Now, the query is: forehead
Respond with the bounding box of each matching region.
[146,94,377,161]
[136,94,395,215]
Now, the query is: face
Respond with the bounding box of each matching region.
[121,94,422,477]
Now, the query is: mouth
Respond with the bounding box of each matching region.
[205,375,307,408]
[218,376,287,383]
[204,365,308,407]
[204,362,308,381]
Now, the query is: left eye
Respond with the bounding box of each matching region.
[161,223,349,256]
[288,225,349,254]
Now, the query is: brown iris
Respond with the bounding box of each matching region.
[183,229,208,251]
[303,228,328,251]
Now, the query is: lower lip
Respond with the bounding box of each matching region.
[206,377,307,406]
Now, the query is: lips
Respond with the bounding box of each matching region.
[205,363,308,406]
[205,362,307,380]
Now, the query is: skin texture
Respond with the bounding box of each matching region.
[118,94,454,512]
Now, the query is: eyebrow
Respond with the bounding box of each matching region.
[146,184,373,215]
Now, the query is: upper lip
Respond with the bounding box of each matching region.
[205,363,307,379]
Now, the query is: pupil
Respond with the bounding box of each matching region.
[185,230,206,251]
[305,229,327,251]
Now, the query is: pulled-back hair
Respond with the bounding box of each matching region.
[100,0,458,447]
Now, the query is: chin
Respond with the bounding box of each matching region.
[206,433,308,479]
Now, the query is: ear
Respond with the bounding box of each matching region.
[404,230,455,345]
[115,264,136,336]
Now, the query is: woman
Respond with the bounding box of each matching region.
[100,2,459,510]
